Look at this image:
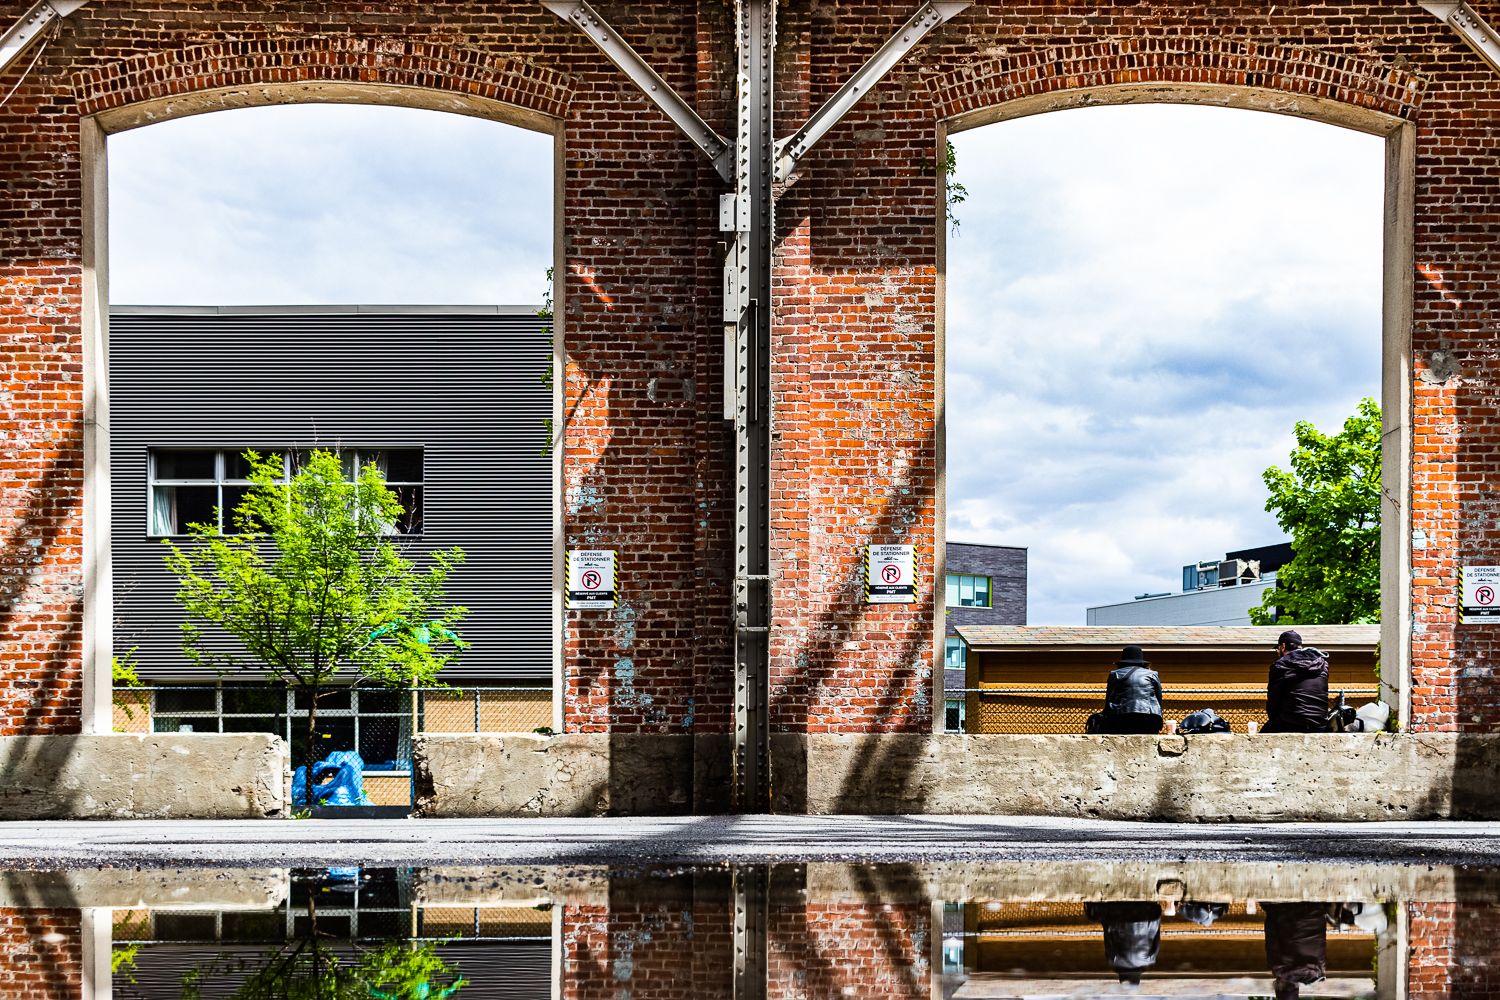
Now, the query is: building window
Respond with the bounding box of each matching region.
[945,699,966,734]
[148,448,423,536]
[945,573,992,608]
[944,636,967,671]
[151,684,413,773]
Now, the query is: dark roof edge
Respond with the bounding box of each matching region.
[947,540,1028,552]
[110,304,544,317]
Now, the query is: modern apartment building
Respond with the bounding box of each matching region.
[943,541,1027,731]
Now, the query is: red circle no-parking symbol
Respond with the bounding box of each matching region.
[1478,585,1495,606]
[880,563,902,585]
[581,569,602,591]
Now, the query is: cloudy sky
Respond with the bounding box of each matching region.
[108,101,1383,625]
[108,104,554,305]
[946,105,1383,623]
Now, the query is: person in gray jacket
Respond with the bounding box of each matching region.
[1086,645,1164,735]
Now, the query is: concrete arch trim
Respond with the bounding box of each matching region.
[927,39,1424,136]
[71,36,576,132]
[929,65,1418,731]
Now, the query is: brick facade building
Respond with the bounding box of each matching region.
[0,2,1495,750]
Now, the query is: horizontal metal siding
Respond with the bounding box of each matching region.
[110,312,554,682]
[119,940,549,999]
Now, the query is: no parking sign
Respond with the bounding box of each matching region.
[1461,565,1500,624]
[567,550,617,610]
[865,544,916,604]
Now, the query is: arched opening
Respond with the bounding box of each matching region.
[80,87,565,809]
[936,86,1413,735]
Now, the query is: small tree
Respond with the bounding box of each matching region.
[1250,398,1381,626]
[164,449,465,807]
[180,892,467,998]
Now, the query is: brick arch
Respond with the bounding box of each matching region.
[927,38,1424,133]
[71,36,575,129]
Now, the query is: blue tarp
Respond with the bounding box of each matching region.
[291,749,369,807]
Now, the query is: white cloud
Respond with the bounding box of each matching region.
[948,104,1384,623]
[107,103,553,306]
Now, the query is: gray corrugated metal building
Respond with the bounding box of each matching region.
[110,306,554,683]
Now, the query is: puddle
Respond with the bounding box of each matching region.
[0,862,1494,997]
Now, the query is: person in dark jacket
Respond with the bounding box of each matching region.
[1084,901,1162,985]
[1262,630,1330,733]
[1086,645,1163,735]
[1262,902,1328,1000]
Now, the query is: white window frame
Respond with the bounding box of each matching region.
[147,447,424,538]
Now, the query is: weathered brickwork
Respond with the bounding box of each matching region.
[2,1,1499,740]
[0,909,83,999]
[561,885,734,1000]
[768,900,930,999]
[1409,901,1500,999]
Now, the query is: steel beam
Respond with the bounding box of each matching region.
[729,0,774,813]
[0,0,87,76]
[773,1,971,183]
[1421,1,1500,75]
[541,0,733,180]
[732,865,769,1000]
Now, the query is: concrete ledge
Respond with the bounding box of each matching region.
[0,734,286,819]
[804,861,1500,904]
[773,733,1500,820]
[415,733,730,817]
[0,868,287,909]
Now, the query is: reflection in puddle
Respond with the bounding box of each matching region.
[0,863,1492,997]
[950,899,1383,998]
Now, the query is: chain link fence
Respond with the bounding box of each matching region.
[113,683,553,809]
[951,686,1379,735]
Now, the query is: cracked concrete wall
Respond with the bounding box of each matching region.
[0,734,286,819]
[419,731,1500,819]
[773,733,1500,820]
[415,733,729,817]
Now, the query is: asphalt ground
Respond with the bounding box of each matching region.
[0,816,1499,869]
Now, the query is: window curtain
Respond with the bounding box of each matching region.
[151,487,176,535]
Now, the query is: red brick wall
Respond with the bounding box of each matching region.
[559,882,929,999]
[3,1,1500,737]
[1409,901,1500,999]
[562,895,734,1000]
[0,909,83,999]
[768,900,931,999]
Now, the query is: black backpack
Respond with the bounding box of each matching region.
[1178,708,1231,734]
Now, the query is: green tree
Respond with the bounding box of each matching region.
[164,449,465,806]
[180,895,466,999]
[1250,398,1381,626]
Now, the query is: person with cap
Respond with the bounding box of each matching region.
[1262,629,1330,733]
[1086,645,1164,735]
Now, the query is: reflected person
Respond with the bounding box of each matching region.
[1087,645,1164,735]
[1262,902,1328,1000]
[1085,901,1162,985]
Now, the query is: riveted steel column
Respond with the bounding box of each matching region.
[732,865,769,1000]
[729,0,774,813]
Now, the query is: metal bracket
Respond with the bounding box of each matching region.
[1,0,88,76]
[773,1,971,183]
[1421,1,1500,75]
[542,0,734,181]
